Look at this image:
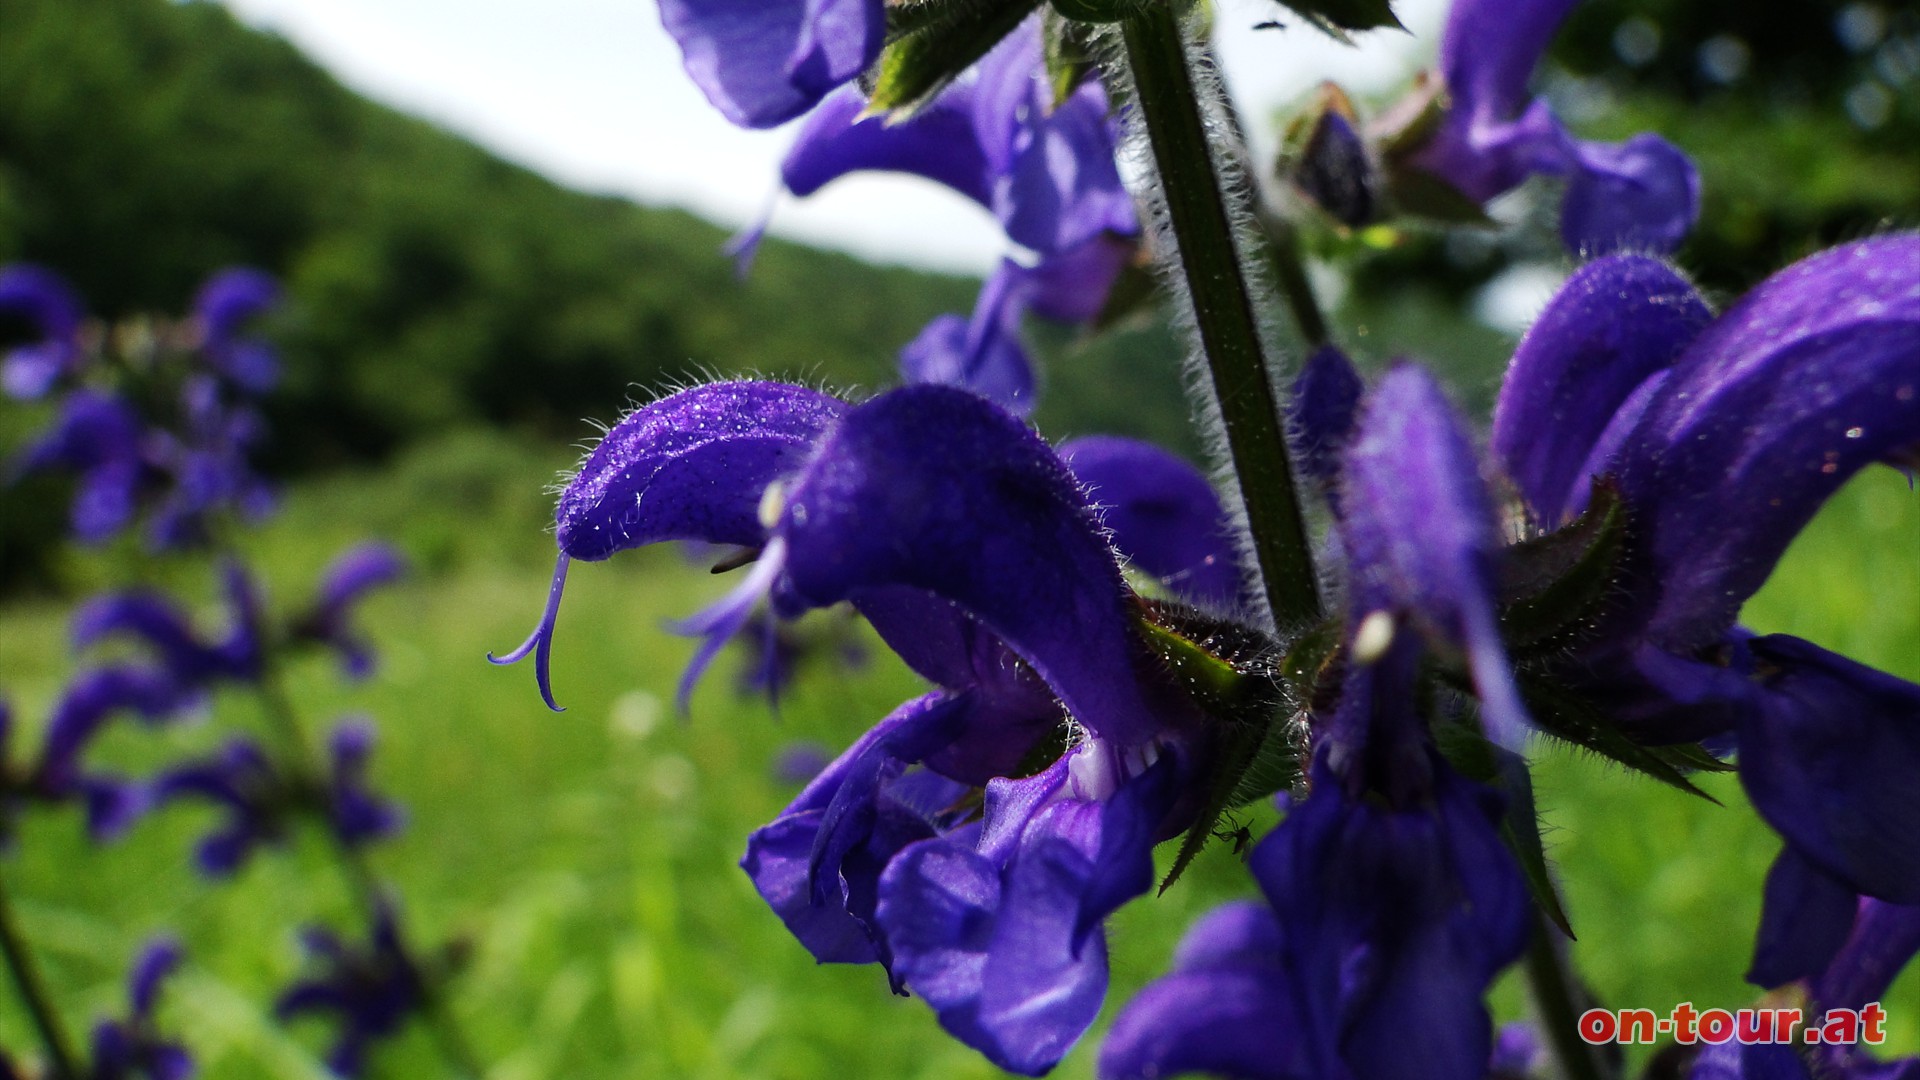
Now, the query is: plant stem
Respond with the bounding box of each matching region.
[1119,4,1320,627]
[1260,214,1331,348]
[255,669,485,1080]
[1525,910,1610,1080]
[0,871,82,1080]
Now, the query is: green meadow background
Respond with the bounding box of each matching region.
[4,0,1920,1075]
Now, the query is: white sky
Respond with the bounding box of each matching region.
[214,0,1446,275]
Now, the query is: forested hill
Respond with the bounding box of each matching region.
[0,0,977,467]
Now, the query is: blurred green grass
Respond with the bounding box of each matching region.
[2,432,1917,1078]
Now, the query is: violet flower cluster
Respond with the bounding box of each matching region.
[494,1,1920,1078]
[1,271,463,1077]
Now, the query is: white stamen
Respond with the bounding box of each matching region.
[1351,610,1396,665]
[757,479,788,531]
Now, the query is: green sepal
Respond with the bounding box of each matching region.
[1435,721,1575,939]
[1265,0,1404,43]
[868,0,1047,120]
[1497,478,1629,656]
[1515,676,1729,802]
[1042,10,1099,107]
[1134,602,1300,893]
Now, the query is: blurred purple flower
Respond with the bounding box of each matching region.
[277,905,428,1078]
[1409,0,1699,253]
[291,543,408,679]
[192,267,281,395]
[0,263,85,399]
[748,21,1138,412]
[73,562,266,689]
[89,937,194,1080]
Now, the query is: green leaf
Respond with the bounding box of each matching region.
[868,0,1047,119]
[1265,0,1404,42]
[1497,478,1629,656]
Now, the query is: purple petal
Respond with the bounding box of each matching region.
[555,381,846,561]
[657,0,883,128]
[1100,963,1312,1080]
[1738,635,1920,904]
[742,693,970,967]
[0,265,83,399]
[1559,134,1701,256]
[1341,365,1530,749]
[1689,1044,1814,1080]
[781,85,992,208]
[1491,255,1712,526]
[1437,0,1581,127]
[1060,436,1242,610]
[194,267,280,342]
[129,937,184,1018]
[779,385,1164,746]
[314,543,406,618]
[36,666,185,790]
[1813,899,1920,1013]
[900,262,1036,415]
[1250,752,1530,1080]
[1748,848,1859,989]
[1288,344,1365,494]
[1617,236,1920,647]
[1022,234,1133,324]
[981,41,1135,255]
[878,791,1110,1075]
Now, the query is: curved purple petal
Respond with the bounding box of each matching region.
[1617,235,1920,648]
[779,384,1165,746]
[129,937,184,1018]
[1559,133,1702,256]
[781,85,992,207]
[497,382,846,707]
[1060,436,1241,610]
[36,666,186,791]
[742,693,971,968]
[1738,635,1920,905]
[1342,365,1530,749]
[657,0,884,129]
[315,543,406,615]
[1491,255,1712,526]
[1437,0,1582,129]
[1022,234,1133,324]
[556,381,846,560]
[195,267,280,341]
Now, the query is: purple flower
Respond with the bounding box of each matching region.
[11,389,152,543]
[276,905,428,1078]
[89,938,194,1080]
[655,0,884,129]
[27,667,185,840]
[154,720,398,877]
[500,380,1259,1070]
[72,562,265,690]
[192,267,281,395]
[750,22,1138,410]
[291,543,408,679]
[1408,0,1699,253]
[1102,366,1532,1080]
[1490,237,1920,912]
[0,263,85,399]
